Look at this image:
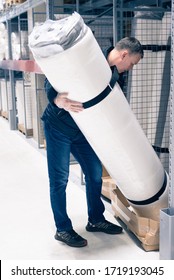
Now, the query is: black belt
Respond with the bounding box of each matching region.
[128,171,167,206]
[82,78,116,109]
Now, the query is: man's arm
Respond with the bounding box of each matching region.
[44,78,84,113]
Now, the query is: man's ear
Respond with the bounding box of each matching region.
[121,50,129,60]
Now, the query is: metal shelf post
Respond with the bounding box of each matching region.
[6,20,17,130]
[160,0,174,260]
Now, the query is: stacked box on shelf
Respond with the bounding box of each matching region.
[5,0,26,8]
[11,31,29,60]
[0,22,7,60]
[0,0,6,10]
[0,0,4,11]
[20,31,29,59]
[16,80,33,136]
[0,79,9,119]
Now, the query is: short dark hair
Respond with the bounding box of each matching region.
[115,37,144,58]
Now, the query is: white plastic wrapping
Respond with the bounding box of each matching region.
[0,23,7,60]
[128,11,171,172]
[16,80,33,129]
[0,79,8,112]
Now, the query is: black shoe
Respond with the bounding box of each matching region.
[55,229,88,247]
[86,220,123,234]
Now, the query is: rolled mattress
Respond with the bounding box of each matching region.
[128,11,171,172]
[29,12,168,220]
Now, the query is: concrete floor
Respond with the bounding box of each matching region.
[0,117,159,260]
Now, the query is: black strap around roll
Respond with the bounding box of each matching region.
[128,171,167,206]
[152,145,169,154]
[82,78,116,109]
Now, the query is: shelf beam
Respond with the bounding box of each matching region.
[0,60,42,74]
[0,0,45,22]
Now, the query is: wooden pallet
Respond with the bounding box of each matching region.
[111,188,159,251]
[1,111,8,120]
[18,123,33,137]
[5,0,26,8]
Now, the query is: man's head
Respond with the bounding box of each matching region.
[107,37,144,73]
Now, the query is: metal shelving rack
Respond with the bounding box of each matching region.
[112,0,173,259]
[0,0,45,137]
[0,0,46,144]
[0,0,173,259]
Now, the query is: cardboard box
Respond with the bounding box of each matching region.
[102,177,116,200]
[102,165,110,177]
[111,188,159,251]
[5,0,26,7]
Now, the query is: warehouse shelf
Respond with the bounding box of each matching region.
[0,59,42,73]
[0,0,47,146]
[0,0,45,22]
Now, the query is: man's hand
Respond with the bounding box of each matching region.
[54,92,84,113]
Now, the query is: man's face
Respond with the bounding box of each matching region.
[117,51,142,73]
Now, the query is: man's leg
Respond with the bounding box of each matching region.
[44,121,73,231]
[72,132,123,235]
[44,122,87,247]
[71,132,105,224]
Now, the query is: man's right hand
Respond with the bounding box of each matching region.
[54,92,84,113]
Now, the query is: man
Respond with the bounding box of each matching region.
[42,37,144,248]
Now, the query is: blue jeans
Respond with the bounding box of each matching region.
[43,120,105,232]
